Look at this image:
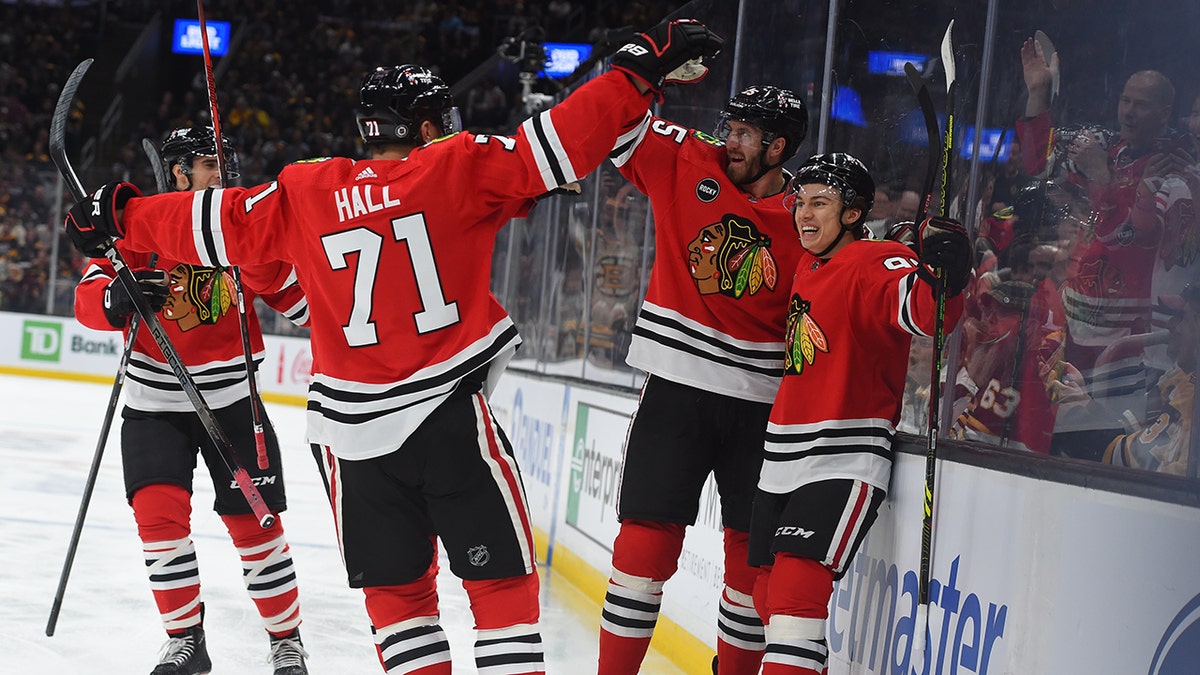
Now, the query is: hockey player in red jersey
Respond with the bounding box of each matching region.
[598,86,808,675]
[747,154,970,674]
[73,126,311,675]
[65,19,724,674]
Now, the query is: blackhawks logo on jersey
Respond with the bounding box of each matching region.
[687,214,778,298]
[162,264,234,332]
[784,294,828,375]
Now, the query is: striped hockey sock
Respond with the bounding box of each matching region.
[598,571,664,675]
[475,623,545,674]
[761,615,828,675]
[716,586,766,674]
[133,484,202,635]
[374,617,452,674]
[143,536,203,633]
[224,514,301,636]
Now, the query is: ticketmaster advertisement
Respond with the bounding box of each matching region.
[831,455,1200,675]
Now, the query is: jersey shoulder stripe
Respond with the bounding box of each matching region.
[610,112,652,167]
[522,109,578,190]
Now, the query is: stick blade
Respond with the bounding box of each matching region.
[49,58,93,200]
[940,20,956,91]
[142,137,170,194]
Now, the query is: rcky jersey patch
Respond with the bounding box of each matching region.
[696,177,720,202]
[686,214,778,298]
[784,294,828,375]
[162,264,234,332]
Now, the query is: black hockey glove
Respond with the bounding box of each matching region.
[917,216,973,297]
[65,182,141,258]
[610,18,724,100]
[102,268,170,328]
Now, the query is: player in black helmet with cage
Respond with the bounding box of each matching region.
[597,86,810,675]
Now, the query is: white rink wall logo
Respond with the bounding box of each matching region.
[1149,592,1200,675]
[20,320,61,362]
[829,551,1008,675]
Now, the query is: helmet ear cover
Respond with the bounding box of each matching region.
[357,65,461,145]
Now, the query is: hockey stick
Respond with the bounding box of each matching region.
[47,133,177,636]
[905,19,955,670]
[143,137,170,194]
[196,0,270,470]
[50,59,275,528]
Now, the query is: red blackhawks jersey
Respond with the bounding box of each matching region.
[759,240,964,494]
[116,71,651,460]
[1017,111,1167,349]
[610,114,804,402]
[74,247,308,412]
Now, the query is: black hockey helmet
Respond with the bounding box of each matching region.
[716,86,808,162]
[160,126,239,190]
[356,64,461,145]
[786,152,875,220]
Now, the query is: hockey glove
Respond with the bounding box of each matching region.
[65,182,141,258]
[917,216,972,297]
[885,220,919,254]
[610,18,724,100]
[102,268,170,328]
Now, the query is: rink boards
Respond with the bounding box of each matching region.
[3,310,1198,675]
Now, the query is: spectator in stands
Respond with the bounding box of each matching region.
[863,185,896,238]
[1102,283,1197,475]
[1047,283,1198,475]
[1018,37,1194,456]
[893,188,922,224]
[465,76,508,132]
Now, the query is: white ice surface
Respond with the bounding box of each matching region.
[0,374,686,674]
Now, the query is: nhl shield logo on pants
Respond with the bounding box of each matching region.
[468,545,491,567]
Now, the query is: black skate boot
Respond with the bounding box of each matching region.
[269,628,310,675]
[150,624,212,675]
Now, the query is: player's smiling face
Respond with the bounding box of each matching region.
[189,156,224,190]
[722,120,766,185]
[790,182,860,257]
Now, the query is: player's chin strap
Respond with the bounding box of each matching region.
[805,215,860,259]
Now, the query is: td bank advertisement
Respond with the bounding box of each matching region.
[7,313,124,374]
[1,311,312,399]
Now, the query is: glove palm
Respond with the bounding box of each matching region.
[610,18,724,99]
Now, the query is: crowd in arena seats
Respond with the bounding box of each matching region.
[1,0,675,316]
[0,2,108,314]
